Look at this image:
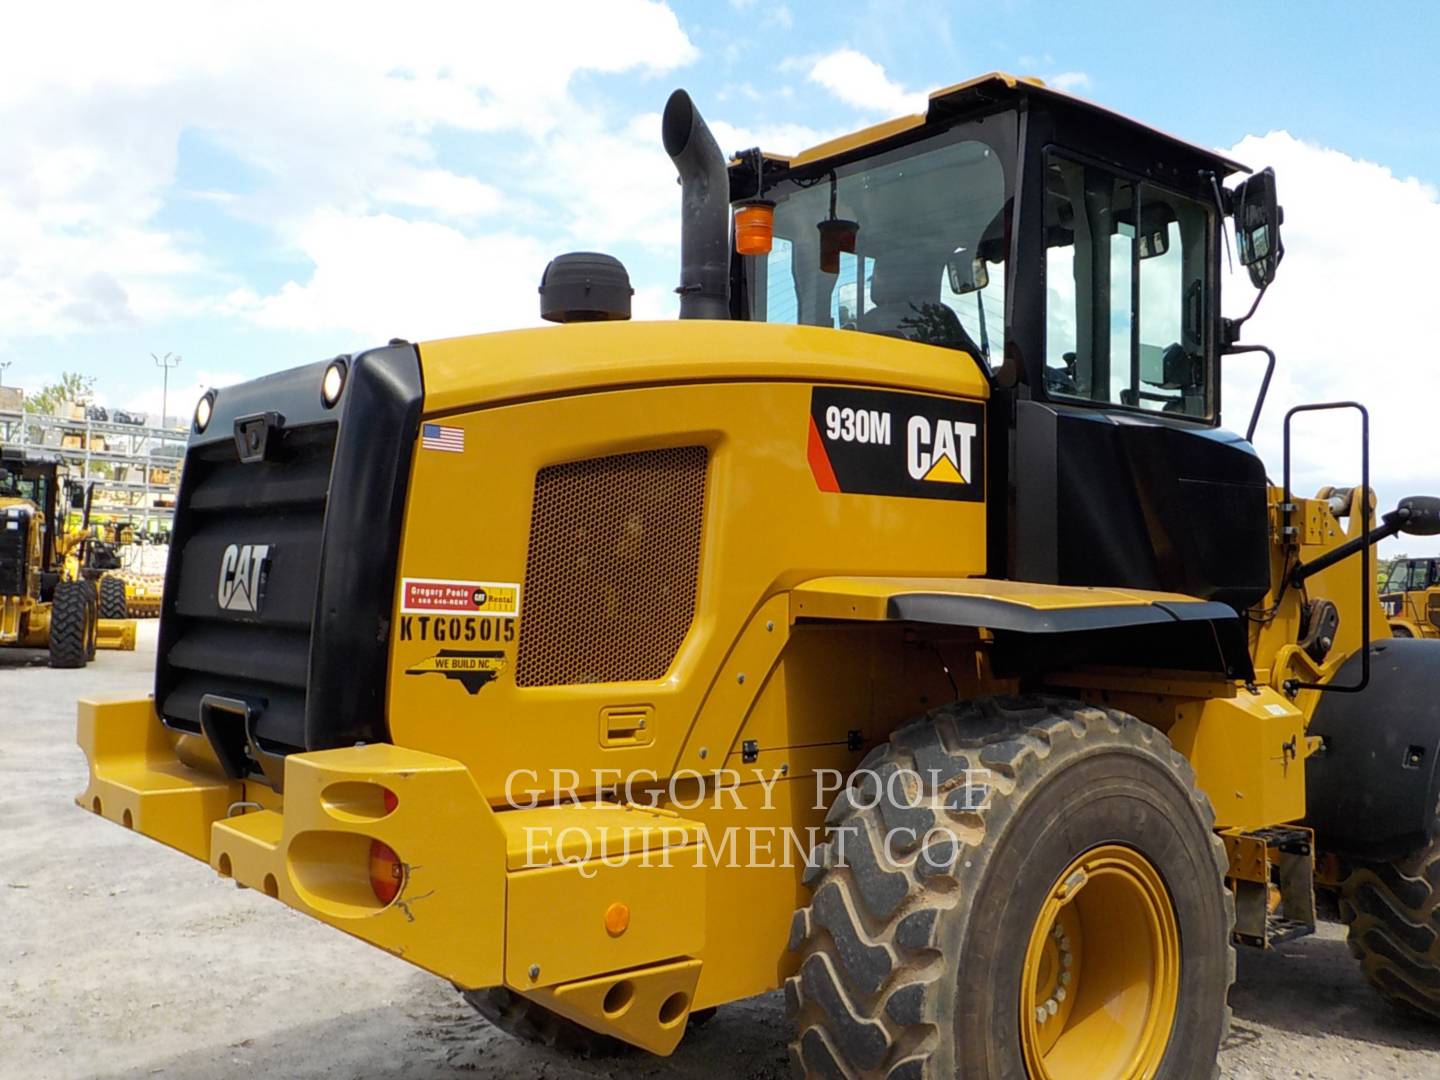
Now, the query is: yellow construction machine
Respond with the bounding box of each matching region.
[76,74,1440,1078]
[1,449,136,665]
[1379,555,1440,638]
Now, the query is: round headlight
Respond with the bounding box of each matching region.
[321,360,347,407]
[194,392,214,433]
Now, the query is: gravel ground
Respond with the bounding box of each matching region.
[5,624,1440,1079]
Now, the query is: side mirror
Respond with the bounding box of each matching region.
[1396,496,1440,537]
[1233,167,1284,289]
[945,251,989,295]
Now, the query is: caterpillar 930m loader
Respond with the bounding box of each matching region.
[1,449,136,665]
[77,74,1440,1078]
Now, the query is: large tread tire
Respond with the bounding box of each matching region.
[48,580,91,668]
[461,987,627,1058]
[99,575,128,620]
[1341,837,1440,1019]
[83,579,98,660]
[786,695,1234,1080]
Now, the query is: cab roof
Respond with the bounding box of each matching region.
[773,71,1249,177]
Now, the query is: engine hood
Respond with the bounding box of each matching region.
[416,320,991,416]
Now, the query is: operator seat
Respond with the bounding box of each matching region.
[860,257,985,359]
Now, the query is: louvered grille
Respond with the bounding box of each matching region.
[156,424,336,756]
[515,446,707,686]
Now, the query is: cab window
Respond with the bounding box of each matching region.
[1043,154,1212,419]
[746,116,1014,370]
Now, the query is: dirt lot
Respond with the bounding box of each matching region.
[5,625,1440,1079]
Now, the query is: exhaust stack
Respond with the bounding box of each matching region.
[662,89,730,320]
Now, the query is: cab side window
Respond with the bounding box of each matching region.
[1043,154,1212,419]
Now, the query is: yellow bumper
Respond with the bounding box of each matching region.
[76,698,706,1053]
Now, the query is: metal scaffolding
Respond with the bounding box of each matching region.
[0,408,186,536]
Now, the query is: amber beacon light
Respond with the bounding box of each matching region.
[734,199,775,256]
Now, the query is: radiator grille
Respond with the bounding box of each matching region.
[516,446,708,686]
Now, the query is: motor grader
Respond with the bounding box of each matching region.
[1,449,136,666]
[77,74,1440,1079]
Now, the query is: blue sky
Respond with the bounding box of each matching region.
[3,0,1440,547]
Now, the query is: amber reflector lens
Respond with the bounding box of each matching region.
[735,200,775,256]
[604,901,631,936]
[370,840,402,904]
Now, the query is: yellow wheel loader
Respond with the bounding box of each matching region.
[1379,556,1440,638]
[1,450,136,665]
[76,74,1440,1078]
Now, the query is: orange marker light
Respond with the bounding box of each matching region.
[371,789,402,904]
[370,839,403,904]
[734,200,775,256]
[604,901,631,937]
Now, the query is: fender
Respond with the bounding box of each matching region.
[1306,637,1440,860]
[790,576,1252,680]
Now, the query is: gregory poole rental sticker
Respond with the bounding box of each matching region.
[400,578,520,616]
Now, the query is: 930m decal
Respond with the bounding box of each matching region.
[807,387,985,501]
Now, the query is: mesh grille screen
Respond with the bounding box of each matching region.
[516,446,707,686]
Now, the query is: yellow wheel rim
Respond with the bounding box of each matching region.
[1019,845,1180,1080]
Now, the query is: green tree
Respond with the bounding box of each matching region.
[24,372,96,415]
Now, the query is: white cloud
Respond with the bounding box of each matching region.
[0,0,697,342]
[377,171,505,221]
[112,370,247,427]
[224,213,552,344]
[1220,132,1440,551]
[807,49,929,117]
[1046,72,1092,93]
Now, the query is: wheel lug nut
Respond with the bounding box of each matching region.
[1061,971,1072,986]
[1045,998,1059,1016]
[1055,987,1066,1003]
[1036,1006,1048,1024]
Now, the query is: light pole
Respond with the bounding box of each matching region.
[152,352,182,428]
[0,361,11,387]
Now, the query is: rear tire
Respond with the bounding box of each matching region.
[1392,625,1415,639]
[1341,837,1440,1020]
[99,575,128,620]
[48,580,91,668]
[786,696,1234,1080]
[83,580,98,660]
[461,987,627,1058]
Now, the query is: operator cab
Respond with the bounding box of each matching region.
[1384,558,1440,594]
[727,73,1282,611]
[0,449,64,600]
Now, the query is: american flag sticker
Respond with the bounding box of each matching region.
[421,423,465,453]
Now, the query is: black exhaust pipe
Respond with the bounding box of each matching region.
[663,89,730,320]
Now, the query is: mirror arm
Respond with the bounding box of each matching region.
[1291,510,1405,587]
[1221,280,1269,348]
